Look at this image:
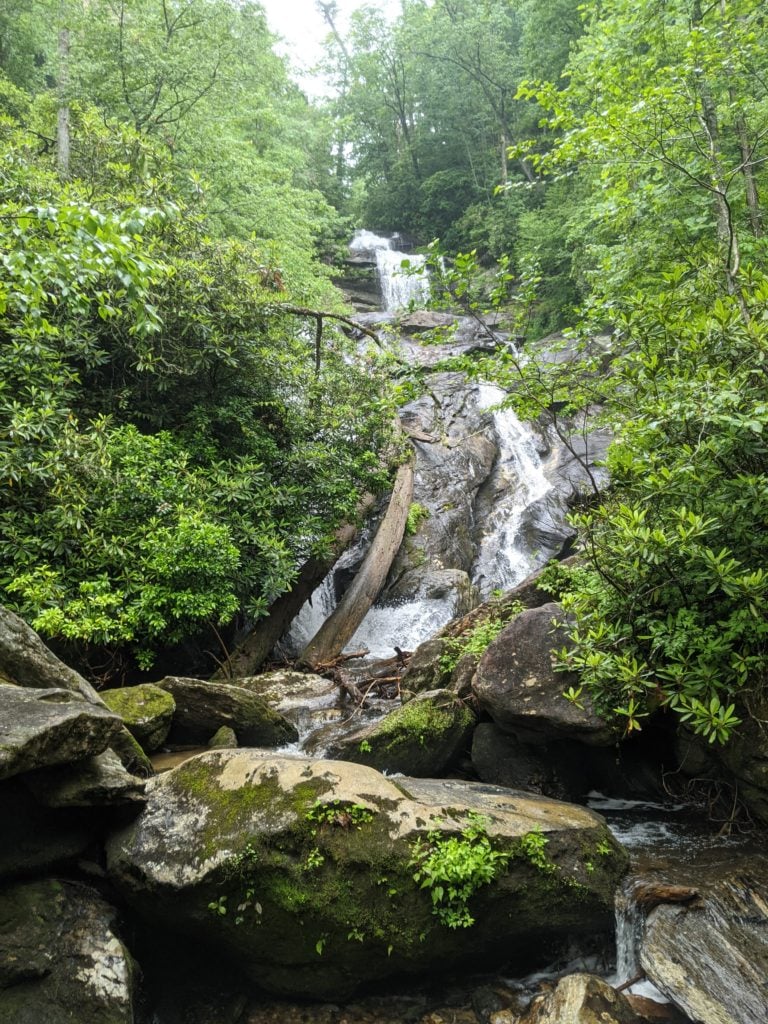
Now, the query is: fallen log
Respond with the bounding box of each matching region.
[298,458,415,669]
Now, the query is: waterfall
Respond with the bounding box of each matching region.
[349,229,430,312]
[471,384,553,597]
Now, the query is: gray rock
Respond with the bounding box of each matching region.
[231,670,338,713]
[0,685,122,781]
[155,676,298,747]
[0,878,138,1023]
[471,723,587,802]
[0,778,101,879]
[641,861,768,1024]
[0,606,147,774]
[107,751,627,999]
[473,604,616,746]
[519,973,645,1023]
[101,683,176,752]
[327,689,476,776]
[208,726,238,749]
[23,749,145,807]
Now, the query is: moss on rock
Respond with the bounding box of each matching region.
[101,684,176,753]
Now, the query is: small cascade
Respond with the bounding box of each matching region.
[612,879,645,986]
[472,383,553,597]
[349,228,430,312]
[375,248,430,311]
[345,595,455,660]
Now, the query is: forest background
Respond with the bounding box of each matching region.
[1,0,767,745]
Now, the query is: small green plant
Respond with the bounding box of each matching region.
[439,606,522,675]
[305,799,375,829]
[358,739,372,754]
[409,813,510,929]
[517,827,556,874]
[207,894,228,917]
[596,838,613,856]
[405,501,430,535]
[302,847,325,871]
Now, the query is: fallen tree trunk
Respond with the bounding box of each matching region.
[211,496,375,680]
[298,458,415,669]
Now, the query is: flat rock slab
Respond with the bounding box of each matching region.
[0,685,122,781]
[107,750,627,999]
[24,749,146,807]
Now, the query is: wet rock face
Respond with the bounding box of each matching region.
[0,878,138,1024]
[473,603,616,746]
[640,861,768,1024]
[107,751,627,1000]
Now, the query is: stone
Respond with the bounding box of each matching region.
[23,749,145,807]
[471,723,588,802]
[208,727,238,749]
[326,689,476,776]
[231,670,338,713]
[0,684,122,781]
[0,878,138,1023]
[0,605,148,773]
[519,973,644,1024]
[473,604,616,746]
[154,677,298,747]
[640,860,768,1024]
[107,750,627,999]
[0,778,102,879]
[101,683,176,752]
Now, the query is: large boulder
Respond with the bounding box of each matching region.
[106,750,628,999]
[473,604,615,746]
[640,859,768,1024]
[0,685,122,781]
[325,689,476,776]
[0,606,148,775]
[0,878,138,1024]
[155,677,298,747]
[101,684,176,752]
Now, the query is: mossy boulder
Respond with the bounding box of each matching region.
[101,684,176,753]
[154,677,298,748]
[327,689,476,776]
[106,750,628,999]
[0,878,139,1023]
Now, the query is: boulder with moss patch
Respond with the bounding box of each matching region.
[101,684,176,753]
[106,750,627,999]
[154,677,298,748]
[326,689,476,776]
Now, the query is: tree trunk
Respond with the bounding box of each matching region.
[210,496,374,680]
[57,24,70,179]
[298,459,414,669]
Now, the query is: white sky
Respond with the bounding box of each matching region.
[260,0,400,94]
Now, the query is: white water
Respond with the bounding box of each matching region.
[345,596,455,660]
[375,248,430,312]
[349,228,430,312]
[472,384,553,597]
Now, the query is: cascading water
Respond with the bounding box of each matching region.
[472,384,553,597]
[349,228,430,312]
